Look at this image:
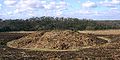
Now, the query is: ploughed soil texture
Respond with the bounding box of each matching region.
[0,30,120,60]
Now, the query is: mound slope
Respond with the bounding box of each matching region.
[7,30,108,50]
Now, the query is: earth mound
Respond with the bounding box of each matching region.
[7,30,108,50]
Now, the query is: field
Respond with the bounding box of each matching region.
[79,30,120,35]
[0,30,120,60]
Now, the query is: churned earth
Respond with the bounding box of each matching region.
[7,30,108,50]
[0,30,120,60]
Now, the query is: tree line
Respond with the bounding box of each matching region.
[0,16,120,32]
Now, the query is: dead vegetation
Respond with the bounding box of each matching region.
[0,30,120,60]
[79,29,120,35]
[7,30,108,50]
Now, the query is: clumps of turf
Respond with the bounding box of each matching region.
[7,30,108,50]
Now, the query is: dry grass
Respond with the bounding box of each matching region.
[7,30,108,50]
[23,48,79,51]
[6,31,36,33]
[97,36,111,42]
[79,29,120,35]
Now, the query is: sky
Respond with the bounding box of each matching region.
[0,0,120,20]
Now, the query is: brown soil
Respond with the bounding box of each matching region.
[7,30,108,50]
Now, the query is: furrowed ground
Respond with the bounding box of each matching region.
[0,30,120,60]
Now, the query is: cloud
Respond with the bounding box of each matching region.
[75,10,100,15]
[14,8,32,14]
[7,11,13,15]
[100,0,120,7]
[56,11,63,16]
[111,0,120,4]
[82,1,97,8]
[0,4,2,9]
[43,1,56,10]
[110,7,118,10]
[68,7,120,19]
[43,1,68,10]
[13,0,44,14]
[1,0,120,19]
[28,11,36,16]
[4,0,17,6]
[8,0,68,15]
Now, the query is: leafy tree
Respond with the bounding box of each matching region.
[0,16,120,32]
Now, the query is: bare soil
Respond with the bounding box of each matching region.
[79,29,120,35]
[0,30,120,60]
[7,30,108,50]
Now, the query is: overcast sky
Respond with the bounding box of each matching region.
[0,0,120,20]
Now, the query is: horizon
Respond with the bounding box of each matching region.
[1,16,120,21]
[0,0,120,20]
